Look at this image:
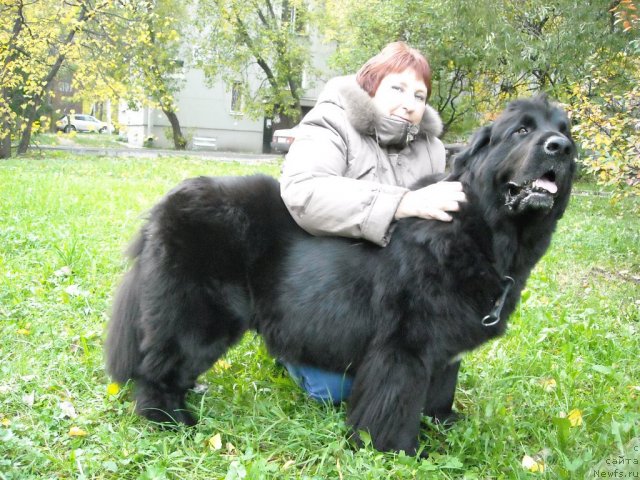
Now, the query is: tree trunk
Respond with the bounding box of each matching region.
[1,87,12,158]
[1,8,25,158]
[17,99,39,154]
[609,1,622,33]
[17,5,88,154]
[0,133,11,159]
[162,108,185,150]
[287,77,303,122]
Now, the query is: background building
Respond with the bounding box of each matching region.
[120,36,336,153]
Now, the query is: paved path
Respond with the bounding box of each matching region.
[30,144,282,164]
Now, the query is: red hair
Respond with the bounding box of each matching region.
[356,42,432,101]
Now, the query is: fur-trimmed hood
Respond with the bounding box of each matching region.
[317,75,444,140]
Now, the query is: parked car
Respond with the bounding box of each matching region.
[56,114,112,134]
[270,126,298,153]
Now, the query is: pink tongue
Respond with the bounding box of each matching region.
[533,178,558,194]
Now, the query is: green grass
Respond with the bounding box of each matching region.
[0,154,638,479]
[30,132,127,149]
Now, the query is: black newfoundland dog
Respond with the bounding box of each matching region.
[106,96,576,456]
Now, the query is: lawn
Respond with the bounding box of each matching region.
[0,153,638,479]
[30,132,128,149]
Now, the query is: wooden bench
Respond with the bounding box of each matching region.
[192,136,217,150]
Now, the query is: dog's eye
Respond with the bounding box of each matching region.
[515,127,529,135]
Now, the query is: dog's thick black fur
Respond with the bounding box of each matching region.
[106,96,576,455]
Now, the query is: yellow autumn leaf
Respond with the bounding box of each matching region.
[208,433,222,450]
[16,329,30,335]
[522,454,545,473]
[214,359,231,371]
[1,418,11,427]
[568,409,583,427]
[106,383,120,395]
[69,426,88,437]
[541,378,557,392]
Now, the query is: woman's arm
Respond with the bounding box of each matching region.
[280,104,408,247]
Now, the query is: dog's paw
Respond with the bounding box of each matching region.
[138,405,197,427]
[432,410,463,427]
[418,449,430,460]
[172,409,197,426]
[422,410,463,429]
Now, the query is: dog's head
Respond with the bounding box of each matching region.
[453,95,576,217]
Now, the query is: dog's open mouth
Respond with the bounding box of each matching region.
[506,171,557,211]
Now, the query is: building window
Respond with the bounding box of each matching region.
[57,81,72,94]
[289,6,309,35]
[230,82,243,114]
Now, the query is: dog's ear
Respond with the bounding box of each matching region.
[451,125,492,175]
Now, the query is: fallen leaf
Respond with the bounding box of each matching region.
[54,266,72,277]
[214,359,231,371]
[282,460,295,470]
[208,433,222,450]
[522,454,545,473]
[522,448,551,473]
[567,409,583,427]
[226,442,237,455]
[16,329,30,335]
[1,418,10,427]
[59,400,77,419]
[0,384,14,394]
[541,378,557,392]
[192,383,208,394]
[22,392,35,407]
[69,426,88,437]
[65,285,88,297]
[106,383,120,396]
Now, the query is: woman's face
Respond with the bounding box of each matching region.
[372,68,428,126]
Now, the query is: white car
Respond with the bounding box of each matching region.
[56,114,112,134]
[270,126,298,153]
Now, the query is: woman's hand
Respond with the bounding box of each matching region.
[394,181,467,222]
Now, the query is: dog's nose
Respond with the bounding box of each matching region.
[544,135,572,156]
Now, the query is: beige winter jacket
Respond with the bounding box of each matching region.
[280,75,447,246]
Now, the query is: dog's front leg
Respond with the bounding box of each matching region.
[423,359,462,424]
[347,347,430,456]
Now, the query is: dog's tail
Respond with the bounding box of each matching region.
[105,233,145,383]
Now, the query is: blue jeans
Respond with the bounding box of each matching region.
[283,363,353,405]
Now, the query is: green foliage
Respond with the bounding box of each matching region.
[193,0,313,122]
[0,0,116,156]
[0,155,639,478]
[320,0,640,190]
[76,0,191,150]
[567,54,640,195]
[611,0,640,32]
[4,0,638,190]
[321,0,500,131]
[0,0,192,157]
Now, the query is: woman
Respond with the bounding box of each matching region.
[280,42,466,403]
